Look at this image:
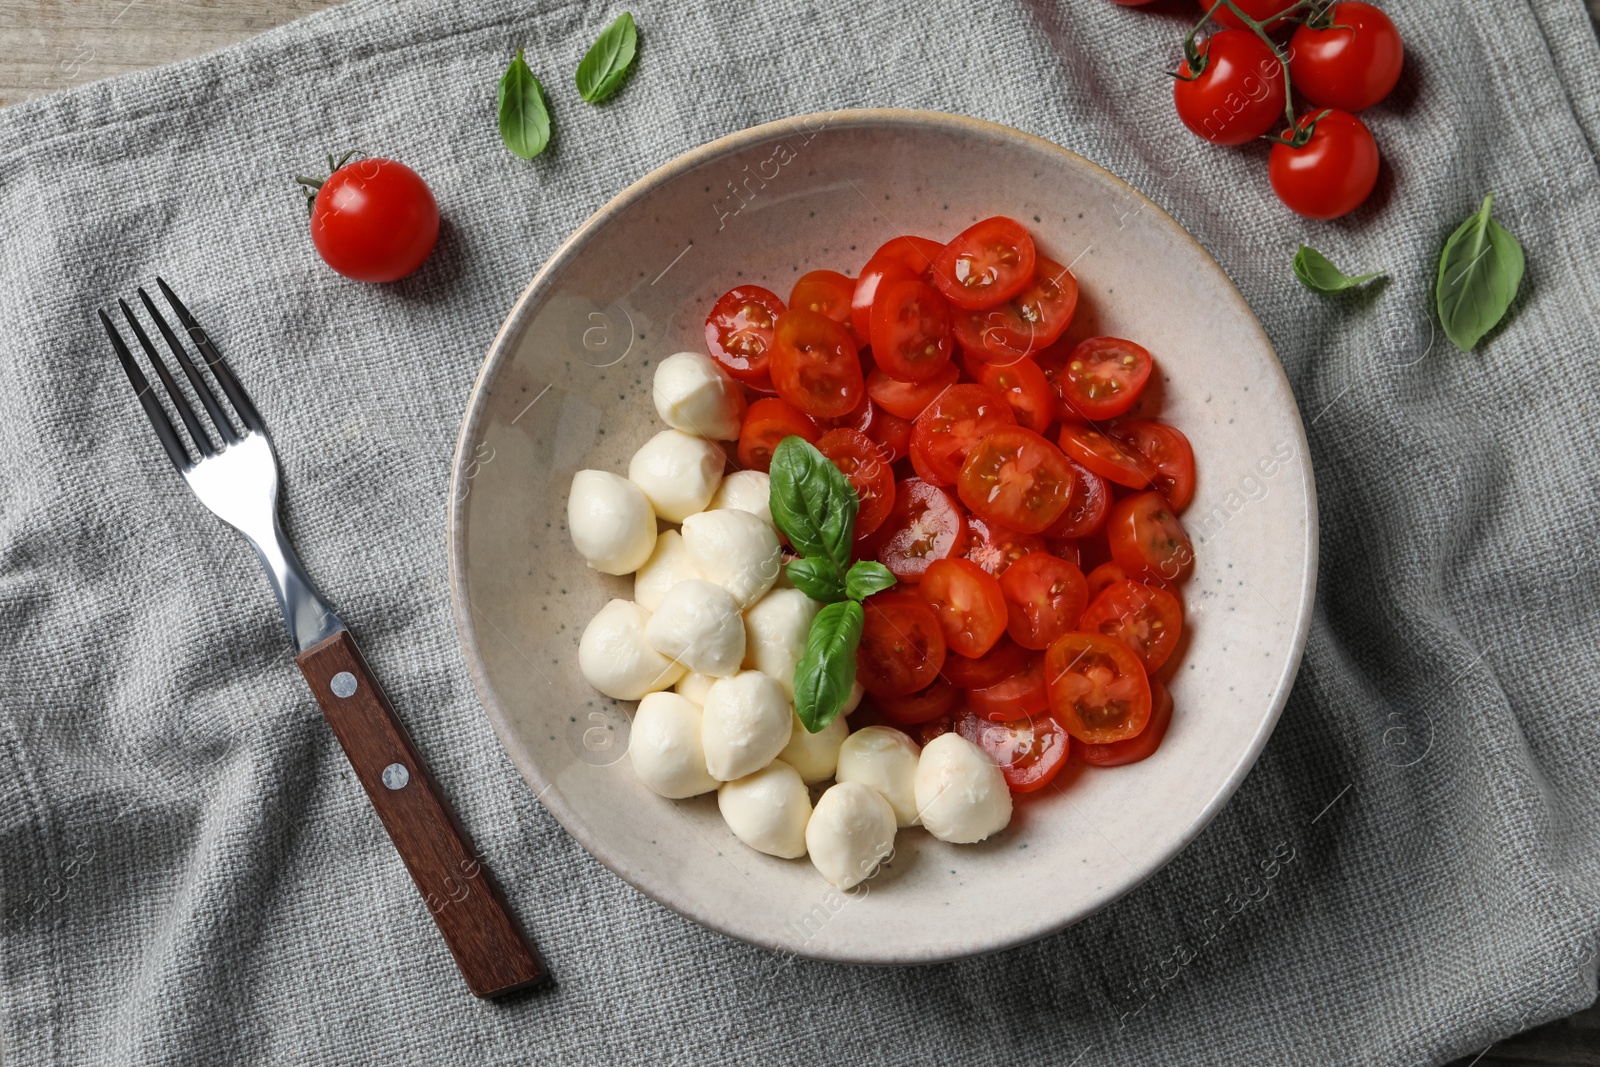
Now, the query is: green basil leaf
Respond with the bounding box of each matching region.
[575,12,638,104]
[793,600,863,733]
[787,556,846,603]
[844,560,896,601]
[1293,245,1384,293]
[1436,193,1525,352]
[498,50,551,159]
[768,436,859,571]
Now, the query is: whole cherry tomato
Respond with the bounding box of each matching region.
[1196,0,1296,30]
[309,157,439,283]
[1268,109,1380,220]
[1289,2,1404,112]
[1173,30,1288,146]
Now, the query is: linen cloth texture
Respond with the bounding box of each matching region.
[2,0,1598,1063]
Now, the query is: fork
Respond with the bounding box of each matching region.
[99,280,546,998]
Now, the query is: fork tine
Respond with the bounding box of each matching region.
[118,298,216,459]
[154,277,265,436]
[100,309,192,472]
[137,287,239,446]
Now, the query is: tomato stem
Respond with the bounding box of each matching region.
[1187,0,1324,147]
[292,150,365,215]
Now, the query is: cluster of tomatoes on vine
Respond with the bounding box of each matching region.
[1116,0,1404,220]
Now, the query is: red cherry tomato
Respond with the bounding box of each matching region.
[789,269,861,344]
[705,285,787,389]
[817,428,896,540]
[1079,580,1184,673]
[850,235,943,340]
[1058,424,1157,488]
[1108,420,1196,511]
[866,407,914,462]
[866,363,958,419]
[1051,337,1153,421]
[874,478,968,583]
[1197,0,1296,30]
[1043,458,1111,540]
[1173,30,1288,146]
[737,397,817,472]
[952,257,1080,362]
[974,357,1055,433]
[932,216,1037,310]
[1085,561,1131,602]
[1108,491,1195,584]
[939,636,1031,690]
[1268,109,1379,220]
[999,552,1088,650]
[956,427,1076,535]
[963,515,1045,577]
[875,678,962,726]
[965,655,1050,722]
[1078,676,1172,767]
[770,309,865,419]
[956,709,1069,793]
[870,279,956,382]
[857,591,947,698]
[918,558,1008,658]
[815,387,875,434]
[1288,2,1404,112]
[909,383,1015,486]
[309,158,439,283]
[1044,631,1151,744]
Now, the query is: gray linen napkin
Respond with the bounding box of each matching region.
[2,0,1598,1063]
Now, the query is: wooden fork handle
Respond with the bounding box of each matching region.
[297,630,546,998]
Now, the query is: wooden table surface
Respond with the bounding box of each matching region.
[2,2,1597,1065]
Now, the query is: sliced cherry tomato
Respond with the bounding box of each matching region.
[736,397,817,472]
[916,711,960,747]
[999,552,1088,650]
[957,427,1076,535]
[850,235,943,340]
[1035,340,1079,423]
[1043,458,1111,540]
[789,269,861,344]
[866,363,958,419]
[816,387,875,433]
[705,285,786,389]
[866,407,914,462]
[1107,491,1195,584]
[1173,29,1289,146]
[1198,0,1296,30]
[918,558,1008,658]
[770,309,865,419]
[1268,109,1379,221]
[965,655,1050,722]
[870,279,956,382]
[1078,676,1172,767]
[817,428,896,540]
[956,709,1069,793]
[939,635,1031,689]
[1084,561,1130,602]
[875,677,962,726]
[932,216,1037,310]
[909,383,1015,486]
[873,478,968,583]
[1288,2,1404,113]
[1079,580,1183,673]
[857,591,947,698]
[1044,631,1151,745]
[1108,420,1195,511]
[974,356,1055,432]
[1051,337,1153,421]
[952,257,1080,362]
[963,515,1045,577]
[1058,424,1157,488]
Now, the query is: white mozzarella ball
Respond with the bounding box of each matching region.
[681,509,782,609]
[914,733,1012,844]
[578,600,686,700]
[643,579,746,677]
[741,587,821,698]
[836,726,923,827]
[777,711,848,784]
[709,469,773,528]
[806,782,897,889]
[633,530,700,612]
[627,430,725,523]
[700,670,793,781]
[652,352,746,441]
[674,671,718,706]
[567,470,657,575]
[717,760,811,859]
[629,692,718,799]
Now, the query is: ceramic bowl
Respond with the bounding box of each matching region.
[448,109,1316,965]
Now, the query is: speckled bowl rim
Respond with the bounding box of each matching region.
[447,108,1319,966]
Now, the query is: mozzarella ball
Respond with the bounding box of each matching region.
[652,352,746,441]
[741,587,822,698]
[643,579,746,677]
[914,733,1012,843]
[627,430,724,523]
[567,470,657,575]
[777,711,848,784]
[674,671,718,706]
[836,726,922,827]
[700,670,793,781]
[717,760,811,859]
[806,782,898,889]
[630,692,718,799]
[578,600,685,700]
[633,530,700,612]
[681,509,782,609]
[709,469,774,528]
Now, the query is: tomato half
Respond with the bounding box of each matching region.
[867,407,914,462]
[1173,29,1288,146]
[1268,109,1379,221]
[309,158,439,283]
[939,636,1031,689]
[705,285,786,389]
[875,678,961,726]
[1044,631,1151,744]
[918,558,1008,658]
[1078,676,1172,767]
[1079,580,1183,672]
[789,269,861,344]
[1198,0,1297,30]
[957,427,1076,535]
[850,235,943,340]
[857,591,947,698]
[1108,420,1195,511]
[957,709,1070,793]
[965,655,1050,722]
[999,552,1088,650]
[1084,561,1130,602]
[866,363,958,420]
[1051,337,1153,421]
[932,216,1037,310]
[963,515,1045,577]
[736,397,817,472]
[1107,491,1195,584]
[1288,2,1404,113]
[1058,424,1157,488]
[817,428,896,540]
[909,383,1015,486]
[952,257,1080,362]
[770,309,865,419]
[1043,457,1111,540]
[974,356,1055,433]
[870,279,956,382]
[874,478,968,583]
